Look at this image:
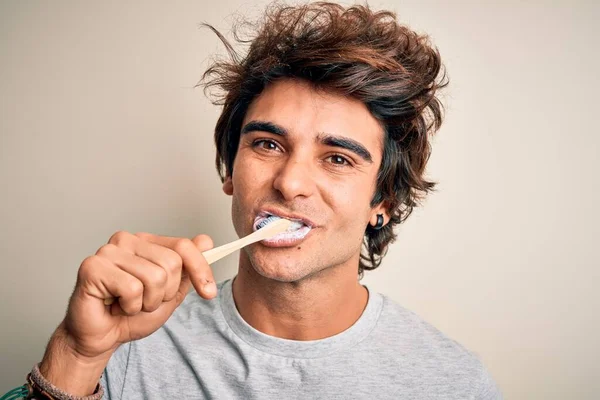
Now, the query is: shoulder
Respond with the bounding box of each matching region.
[375,293,477,359]
[372,293,503,399]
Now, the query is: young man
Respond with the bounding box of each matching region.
[23,3,502,399]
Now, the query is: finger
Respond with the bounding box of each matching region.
[106,231,185,302]
[190,234,217,296]
[129,239,184,302]
[107,230,137,252]
[110,273,193,319]
[96,244,167,313]
[135,233,216,299]
[110,273,194,335]
[78,255,144,316]
[136,233,217,299]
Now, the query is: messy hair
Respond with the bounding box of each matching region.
[200,1,448,278]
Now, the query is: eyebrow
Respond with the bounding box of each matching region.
[241,120,373,163]
[241,121,287,136]
[318,134,373,163]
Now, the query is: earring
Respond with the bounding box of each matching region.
[372,214,384,230]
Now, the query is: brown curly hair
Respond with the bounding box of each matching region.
[199,1,448,278]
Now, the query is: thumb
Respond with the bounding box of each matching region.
[192,234,214,253]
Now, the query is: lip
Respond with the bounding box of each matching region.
[252,207,317,247]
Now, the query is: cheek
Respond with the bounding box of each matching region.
[233,165,264,197]
[232,156,257,195]
[337,202,371,232]
[231,155,271,209]
[321,178,373,219]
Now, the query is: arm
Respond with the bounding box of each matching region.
[36,322,109,397]
[25,231,216,399]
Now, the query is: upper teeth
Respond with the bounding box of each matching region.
[257,214,305,232]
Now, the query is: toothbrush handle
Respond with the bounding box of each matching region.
[201,229,265,264]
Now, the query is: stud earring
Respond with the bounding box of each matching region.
[372,214,384,230]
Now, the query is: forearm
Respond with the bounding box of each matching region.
[38,323,111,397]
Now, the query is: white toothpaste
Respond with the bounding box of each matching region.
[253,214,312,243]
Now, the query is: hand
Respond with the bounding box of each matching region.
[62,231,216,359]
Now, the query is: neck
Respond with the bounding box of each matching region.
[232,254,369,341]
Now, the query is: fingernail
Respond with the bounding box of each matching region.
[203,281,217,296]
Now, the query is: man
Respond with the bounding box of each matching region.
[19,2,502,399]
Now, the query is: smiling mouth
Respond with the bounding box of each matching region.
[253,212,313,245]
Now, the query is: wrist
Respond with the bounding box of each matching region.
[39,323,111,397]
[29,363,103,400]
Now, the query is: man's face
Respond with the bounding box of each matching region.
[223,78,386,282]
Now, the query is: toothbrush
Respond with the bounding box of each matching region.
[103,218,292,306]
[202,218,292,264]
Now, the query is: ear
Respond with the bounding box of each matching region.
[369,201,390,227]
[222,175,233,196]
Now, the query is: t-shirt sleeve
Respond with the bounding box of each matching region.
[100,342,131,400]
[476,362,503,400]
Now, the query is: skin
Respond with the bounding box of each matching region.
[37,78,389,396]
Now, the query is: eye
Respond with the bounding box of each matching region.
[253,139,280,151]
[327,154,351,166]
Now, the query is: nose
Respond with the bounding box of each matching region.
[272,153,316,201]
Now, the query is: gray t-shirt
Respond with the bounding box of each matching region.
[100,279,502,399]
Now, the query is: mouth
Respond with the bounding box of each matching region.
[253,210,313,246]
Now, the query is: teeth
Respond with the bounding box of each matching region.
[255,214,305,232]
[286,220,304,231]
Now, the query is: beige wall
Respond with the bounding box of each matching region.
[1,1,598,398]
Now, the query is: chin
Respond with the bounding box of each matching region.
[245,246,313,283]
